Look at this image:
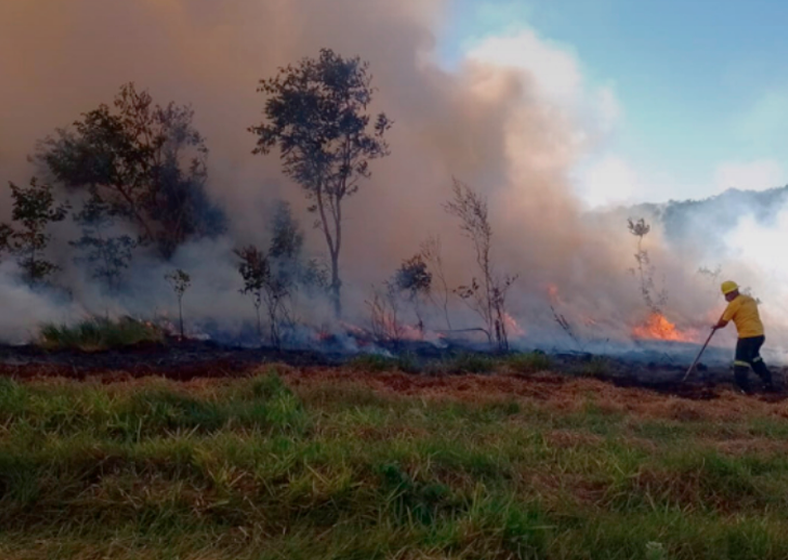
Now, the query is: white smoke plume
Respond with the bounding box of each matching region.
[0,0,779,359]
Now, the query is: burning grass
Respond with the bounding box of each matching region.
[38,316,165,352]
[632,312,697,343]
[2,368,788,558]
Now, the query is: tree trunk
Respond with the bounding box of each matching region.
[442,303,452,331]
[330,251,341,318]
[178,297,184,339]
[255,305,262,340]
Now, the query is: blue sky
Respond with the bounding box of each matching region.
[439,0,788,206]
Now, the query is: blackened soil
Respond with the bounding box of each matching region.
[0,338,346,381]
[0,338,784,400]
[549,353,787,400]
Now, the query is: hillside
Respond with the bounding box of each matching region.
[603,185,788,254]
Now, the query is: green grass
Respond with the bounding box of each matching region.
[2,371,788,558]
[503,351,554,374]
[38,316,164,352]
[572,355,615,378]
[348,353,401,372]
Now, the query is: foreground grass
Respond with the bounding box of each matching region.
[38,316,164,352]
[1,371,788,558]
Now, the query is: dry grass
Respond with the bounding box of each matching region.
[38,317,164,352]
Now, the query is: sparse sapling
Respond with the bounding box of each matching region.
[444,178,517,351]
[394,254,432,333]
[627,217,668,315]
[0,177,70,285]
[165,268,191,339]
[70,198,136,295]
[235,245,289,348]
[420,235,452,330]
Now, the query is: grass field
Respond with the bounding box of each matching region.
[1,365,788,559]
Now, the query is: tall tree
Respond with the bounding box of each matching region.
[37,82,226,259]
[250,48,392,317]
[0,178,70,284]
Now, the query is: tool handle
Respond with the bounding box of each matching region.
[682,312,725,382]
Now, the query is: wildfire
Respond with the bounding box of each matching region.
[503,312,526,338]
[632,313,695,343]
[547,284,562,305]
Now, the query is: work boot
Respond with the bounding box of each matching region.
[753,361,775,392]
[734,366,752,394]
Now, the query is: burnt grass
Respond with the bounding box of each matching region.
[0,336,784,401]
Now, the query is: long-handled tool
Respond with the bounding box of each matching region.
[682,313,724,382]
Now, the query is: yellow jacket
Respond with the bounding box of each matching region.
[722,294,764,338]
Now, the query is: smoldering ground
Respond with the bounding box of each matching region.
[0,0,782,358]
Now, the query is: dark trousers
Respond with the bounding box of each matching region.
[734,335,773,391]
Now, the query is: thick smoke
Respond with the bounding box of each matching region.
[0,0,770,357]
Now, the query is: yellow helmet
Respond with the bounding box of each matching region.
[721,281,739,295]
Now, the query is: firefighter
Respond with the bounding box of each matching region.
[712,281,775,393]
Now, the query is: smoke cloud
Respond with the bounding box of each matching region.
[0,0,777,359]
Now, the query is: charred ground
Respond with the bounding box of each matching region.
[0,336,784,401]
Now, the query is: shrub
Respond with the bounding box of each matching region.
[39,316,164,352]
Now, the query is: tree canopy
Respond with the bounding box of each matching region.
[37,82,226,259]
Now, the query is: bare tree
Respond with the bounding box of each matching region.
[0,178,70,285]
[444,178,517,351]
[165,269,191,339]
[250,48,392,317]
[627,218,667,315]
[420,235,452,330]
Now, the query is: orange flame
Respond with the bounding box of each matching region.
[503,313,525,337]
[632,313,695,342]
[547,284,562,305]
[340,320,427,343]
